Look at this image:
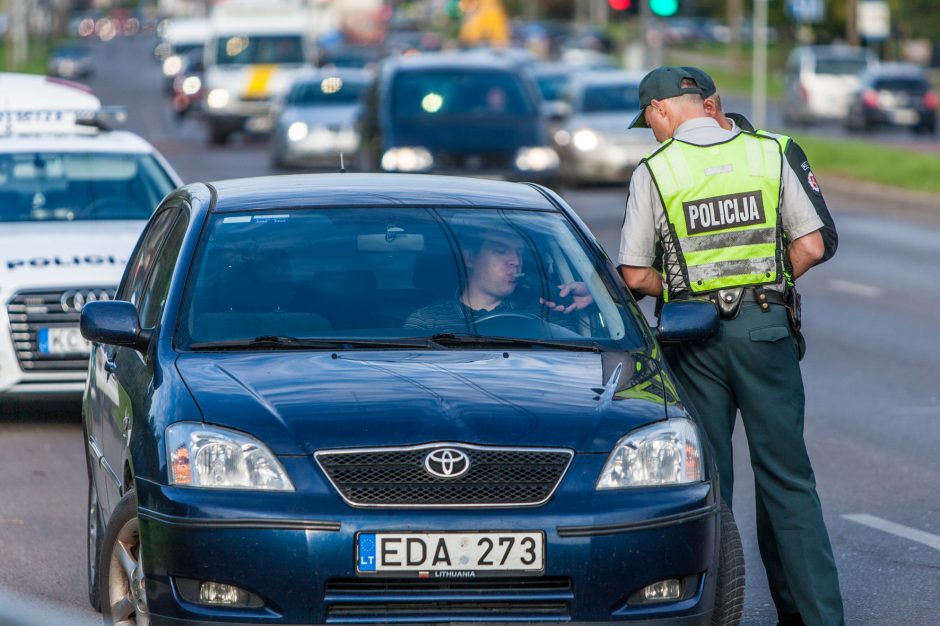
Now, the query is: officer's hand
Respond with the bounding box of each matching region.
[540,281,594,314]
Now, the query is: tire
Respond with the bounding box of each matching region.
[207,121,229,146]
[710,500,745,626]
[87,478,103,611]
[99,490,150,626]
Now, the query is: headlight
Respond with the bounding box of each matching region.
[381,147,433,172]
[515,146,560,172]
[206,88,230,109]
[572,129,599,151]
[287,121,309,142]
[596,418,704,489]
[162,54,182,77]
[166,422,294,491]
[181,75,201,96]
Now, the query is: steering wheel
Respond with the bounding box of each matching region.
[472,311,545,337]
[77,196,128,218]
[473,311,542,325]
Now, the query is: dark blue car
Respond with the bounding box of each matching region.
[81,173,740,626]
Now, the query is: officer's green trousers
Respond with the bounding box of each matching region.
[665,303,844,626]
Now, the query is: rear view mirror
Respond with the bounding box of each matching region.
[358,231,425,252]
[657,300,719,343]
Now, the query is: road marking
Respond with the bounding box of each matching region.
[829,280,883,298]
[842,514,940,551]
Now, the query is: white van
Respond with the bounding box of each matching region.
[784,44,878,124]
[0,74,181,398]
[201,0,312,144]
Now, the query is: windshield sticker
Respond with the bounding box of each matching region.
[222,216,252,224]
[252,214,290,224]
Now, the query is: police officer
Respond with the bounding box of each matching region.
[618,67,844,626]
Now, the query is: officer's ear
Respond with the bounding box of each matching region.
[647,99,666,124]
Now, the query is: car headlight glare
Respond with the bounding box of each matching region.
[381,147,433,172]
[515,146,560,172]
[287,121,309,142]
[166,422,294,491]
[181,75,202,96]
[572,129,599,151]
[162,54,182,76]
[597,418,704,489]
[207,88,230,109]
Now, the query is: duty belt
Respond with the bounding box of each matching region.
[671,287,787,318]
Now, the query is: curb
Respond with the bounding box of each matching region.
[817,174,940,224]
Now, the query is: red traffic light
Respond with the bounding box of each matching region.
[608,0,632,10]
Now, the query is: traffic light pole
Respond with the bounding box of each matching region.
[751,0,768,130]
[640,0,664,70]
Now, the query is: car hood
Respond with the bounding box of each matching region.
[389,117,542,152]
[567,113,658,143]
[176,349,680,455]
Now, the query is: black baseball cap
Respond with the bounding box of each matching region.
[629,66,706,129]
[681,66,717,99]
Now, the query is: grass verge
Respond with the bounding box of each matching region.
[0,39,53,74]
[792,133,940,196]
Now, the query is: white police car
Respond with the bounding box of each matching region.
[0,74,181,398]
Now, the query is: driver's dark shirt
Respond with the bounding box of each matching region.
[403,294,542,334]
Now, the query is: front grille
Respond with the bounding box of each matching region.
[326,577,572,594]
[327,601,569,619]
[316,444,573,507]
[6,287,116,372]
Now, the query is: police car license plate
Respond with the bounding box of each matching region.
[356,532,544,576]
[38,327,90,355]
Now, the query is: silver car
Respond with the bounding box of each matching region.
[270,68,373,170]
[553,71,659,186]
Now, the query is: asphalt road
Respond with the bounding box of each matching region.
[1,34,939,625]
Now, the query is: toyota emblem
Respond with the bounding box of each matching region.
[424,448,470,479]
[60,288,112,313]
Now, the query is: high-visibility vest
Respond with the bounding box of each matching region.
[645,131,784,296]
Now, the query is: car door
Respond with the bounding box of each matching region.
[94,203,185,513]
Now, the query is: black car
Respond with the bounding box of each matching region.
[358,51,559,183]
[845,63,938,134]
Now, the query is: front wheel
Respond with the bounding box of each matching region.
[100,490,150,626]
[710,500,745,626]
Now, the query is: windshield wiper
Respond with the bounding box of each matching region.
[427,333,602,352]
[189,335,438,351]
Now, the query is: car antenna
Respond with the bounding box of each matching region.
[339,152,346,173]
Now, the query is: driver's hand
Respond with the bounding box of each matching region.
[540,281,594,314]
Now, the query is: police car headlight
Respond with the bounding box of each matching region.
[207,88,231,109]
[287,121,308,142]
[597,418,704,489]
[515,147,559,172]
[572,129,600,151]
[166,422,294,491]
[162,54,183,77]
[381,147,433,172]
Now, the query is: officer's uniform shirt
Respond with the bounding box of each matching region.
[618,116,823,294]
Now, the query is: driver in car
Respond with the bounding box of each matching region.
[404,227,592,334]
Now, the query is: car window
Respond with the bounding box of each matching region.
[580,84,640,113]
[118,207,179,305]
[872,77,927,93]
[0,153,175,223]
[392,70,534,120]
[535,74,569,102]
[813,57,869,75]
[139,212,188,328]
[287,76,369,106]
[214,34,304,65]
[176,207,643,350]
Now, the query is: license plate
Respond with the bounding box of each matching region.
[891,109,918,125]
[38,327,90,355]
[356,531,544,576]
[245,116,272,132]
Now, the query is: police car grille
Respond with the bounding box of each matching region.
[316,446,573,507]
[6,287,116,372]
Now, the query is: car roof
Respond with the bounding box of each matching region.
[0,130,160,154]
[0,73,100,111]
[383,49,531,73]
[206,174,558,212]
[160,16,209,45]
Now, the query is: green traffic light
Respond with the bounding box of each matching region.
[649,0,678,17]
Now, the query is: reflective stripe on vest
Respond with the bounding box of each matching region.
[756,128,792,151]
[646,132,783,294]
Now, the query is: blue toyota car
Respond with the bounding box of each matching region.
[81,174,741,626]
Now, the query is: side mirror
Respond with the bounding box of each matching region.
[80,301,152,353]
[657,300,719,343]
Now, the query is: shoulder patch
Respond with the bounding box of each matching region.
[800,160,810,172]
[807,171,821,195]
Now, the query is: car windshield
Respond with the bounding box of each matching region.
[177,207,644,350]
[581,83,640,113]
[0,152,175,222]
[286,76,368,106]
[215,34,304,65]
[393,70,534,121]
[535,73,569,102]
[873,77,926,93]
[814,57,869,75]
[172,43,203,57]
